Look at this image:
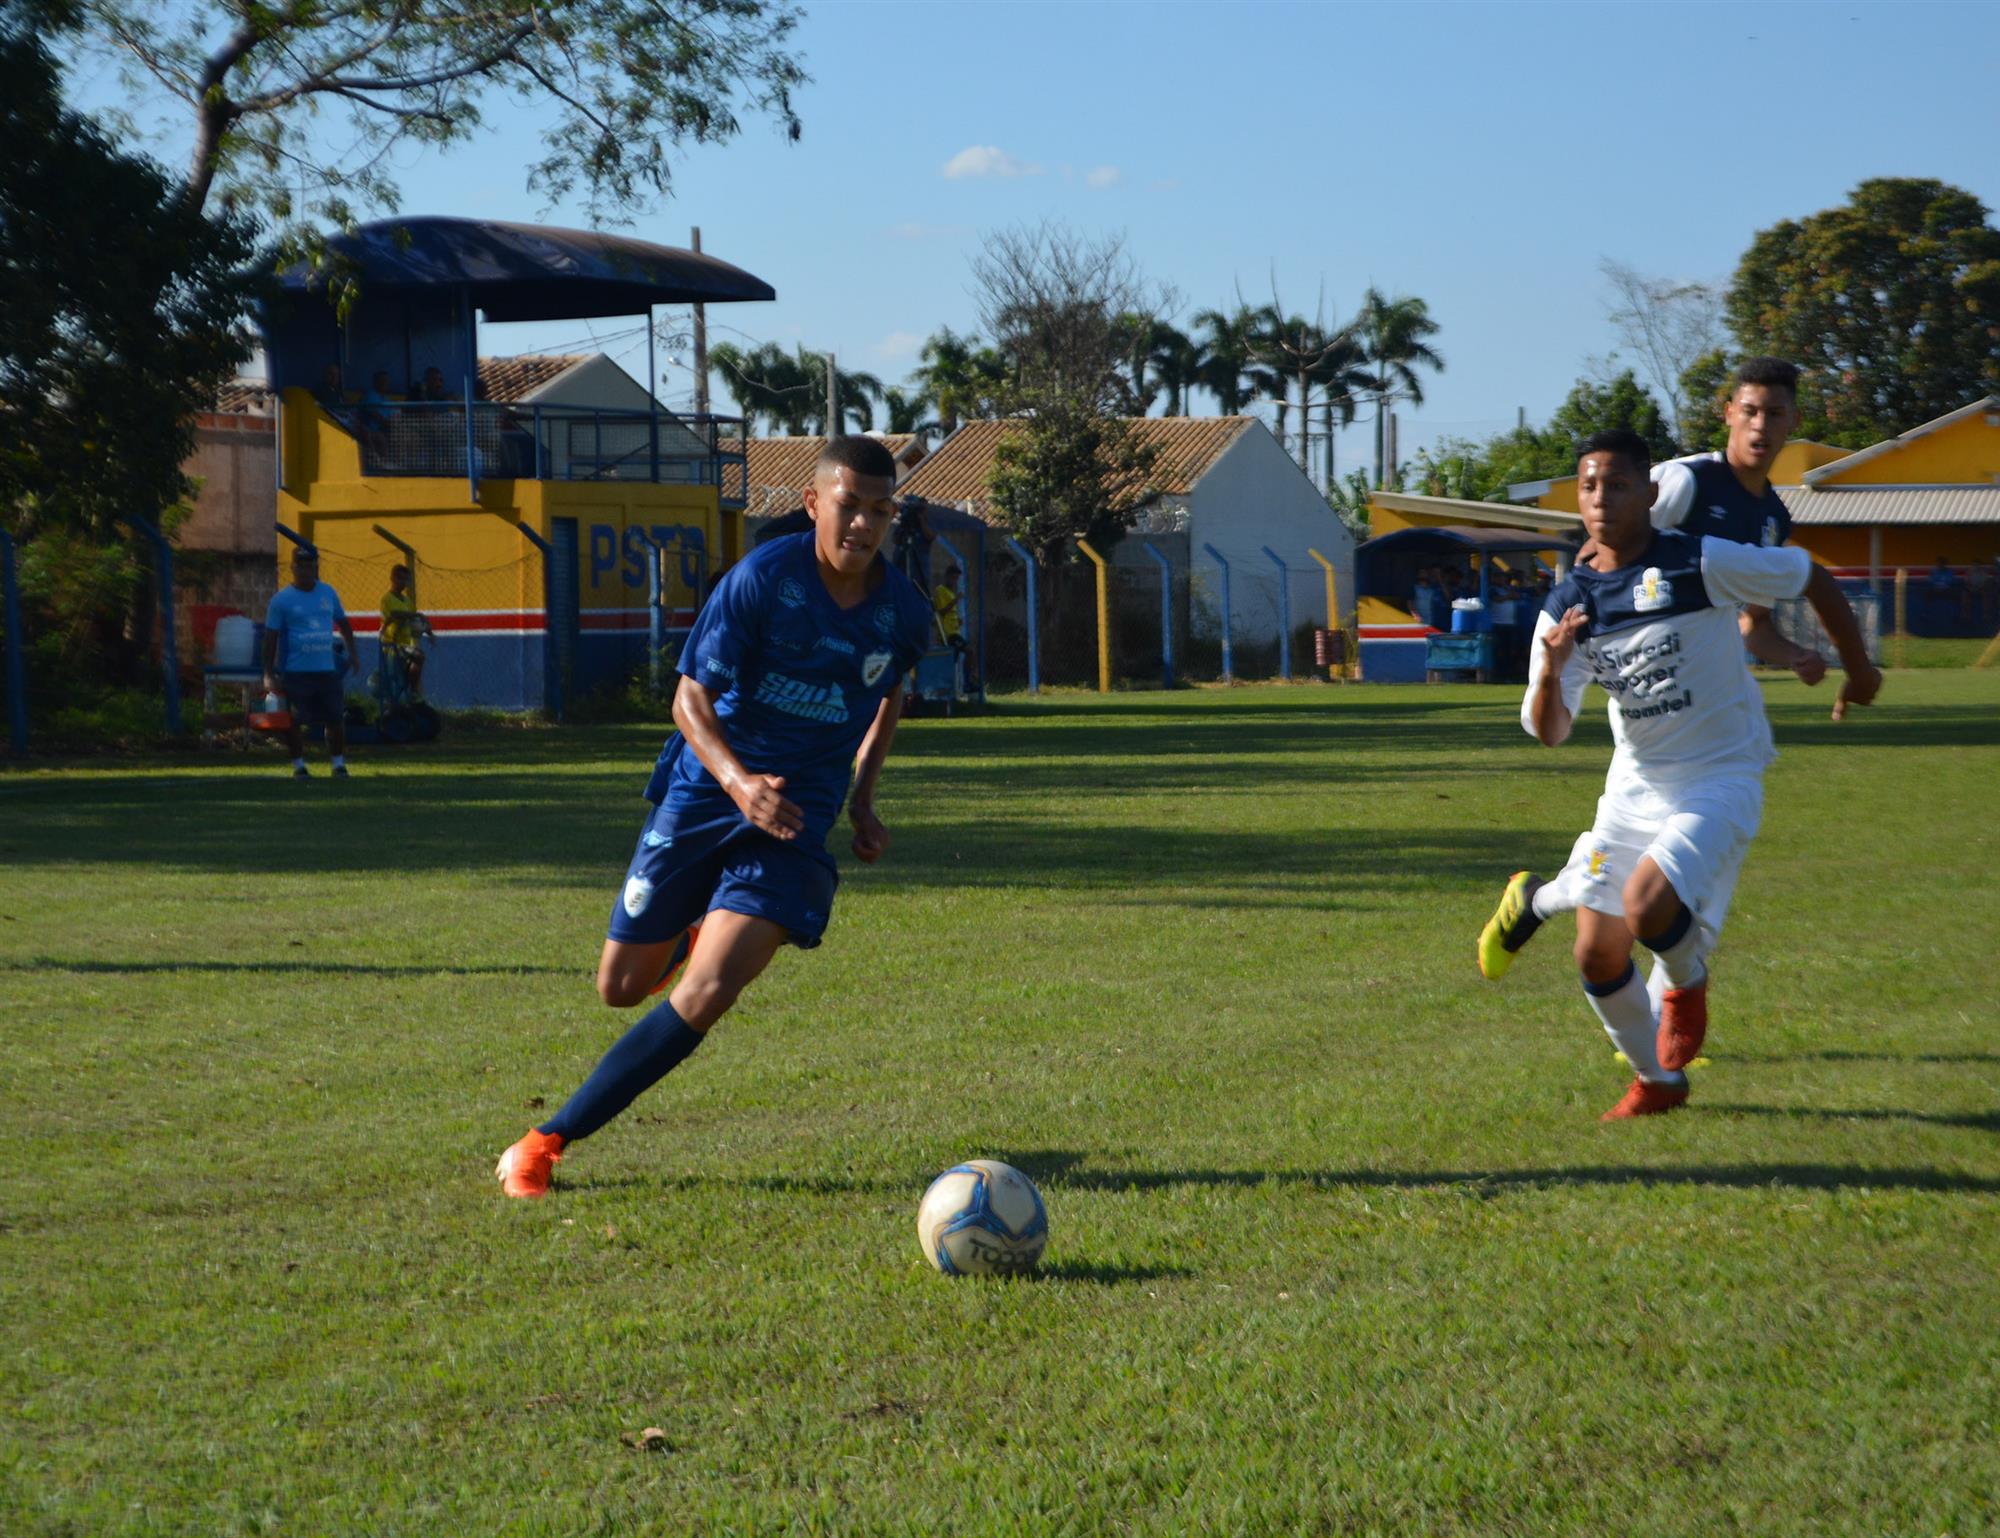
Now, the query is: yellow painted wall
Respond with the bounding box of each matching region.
[1811,409,2000,486]
[1792,525,2000,571]
[277,389,723,614]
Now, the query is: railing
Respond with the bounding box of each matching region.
[336,401,746,503]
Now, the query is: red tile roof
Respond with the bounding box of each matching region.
[731,435,926,518]
[896,417,1255,516]
[475,354,589,402]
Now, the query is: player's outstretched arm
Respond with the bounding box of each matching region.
[671,675,804,839]
[1526,606,1588,747]
[1739,605,1826,685]
[847,685,904,864]
[1800,565,1882,721]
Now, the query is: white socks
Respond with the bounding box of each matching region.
[1530,878,1571,922]
[1583,964,1682,1084]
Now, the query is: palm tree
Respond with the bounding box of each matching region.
[1147,322,1202,416]
[1350,288,1444,486]
[1308,328,1368,486]
[1192,305,1262,415]
[799,347,883,434]
[914,327,1006,434]
[882,385,938,437]
[707,342,800,432]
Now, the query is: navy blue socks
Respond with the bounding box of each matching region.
[538,999,706,1144]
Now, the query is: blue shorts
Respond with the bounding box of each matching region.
[607,796,838,950]
[283,670,346,726]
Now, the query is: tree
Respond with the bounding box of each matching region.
[1191,305,1262,414]
[707,342,879,433]
[1727,177,2000,445]
[881,386,937,437]
[72,0,807,229]
[1147,323,1202,417]
[1546,370,1679,462]
[912,327,1008,434]
[1351,288,1444,486]
[1676,348,1731,452]
[1599,257,1726,448]
[1245,299,1363,479]
[1,17,259,675]
[970,222,1166,561]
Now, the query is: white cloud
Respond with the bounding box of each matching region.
[1085,165,1122,189]
[870,330,925,362]
[941,145,1042,180]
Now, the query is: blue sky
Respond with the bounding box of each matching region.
[70,0,2000,468]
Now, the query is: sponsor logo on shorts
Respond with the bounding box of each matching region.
[1587,849,1607,879]
[779,578,808,609]
[1633,567,1673,612]
[623,874,654,917]
[861,649,893,686]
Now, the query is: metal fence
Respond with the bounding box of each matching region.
[336,401,745,498]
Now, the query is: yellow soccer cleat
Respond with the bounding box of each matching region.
[1477,871,1547,980]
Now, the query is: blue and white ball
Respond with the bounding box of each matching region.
[916,1160,1048,1276]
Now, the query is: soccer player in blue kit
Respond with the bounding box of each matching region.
[1506,430,1878,1118]
[497,437,932,1197]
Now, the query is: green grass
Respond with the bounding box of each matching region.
[1890,634,1995,668]
[4,673,1997,1536]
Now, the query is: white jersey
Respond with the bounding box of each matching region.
[1524,530,1812,785]
[1650,452,1793,548]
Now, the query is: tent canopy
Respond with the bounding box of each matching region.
[279,217,776,323]
[1355,524,1575,598]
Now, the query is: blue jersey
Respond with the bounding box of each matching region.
[264,582,348,672]
[646,533,932,852]
[1651,452,1790,549]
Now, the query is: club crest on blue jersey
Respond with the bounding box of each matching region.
[861,649,892,686]
[779,577,807,608]
[1762,517,1781,547]
[873,604,896,636]
[622,874,654,917]
[1633,568,1674,612]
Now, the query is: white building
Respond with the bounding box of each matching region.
[896,416,1356,652]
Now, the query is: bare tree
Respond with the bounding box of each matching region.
[1600,258,1726,449]
[971,222,1175,414]
[970,222,1172,561]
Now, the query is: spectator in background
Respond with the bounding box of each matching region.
[932,562,972,684]
[1411,568,1442,628]
[263,546,358,779]
[378,564,433,699]
[415,365,451,402]
[358,369,395,464]
[894,497,934,591]
[312,363,345,413]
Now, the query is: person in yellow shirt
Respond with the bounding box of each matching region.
[932,562,971,685]
[379,564,433,698]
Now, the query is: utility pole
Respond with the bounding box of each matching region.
[1517,405,1525,434]
[690,226,709,416]
[825,351,838,437]
[1387,410,1399,487]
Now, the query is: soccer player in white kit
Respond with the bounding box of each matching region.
[1479,360,1880,1028]
[1513,430,1879,1119]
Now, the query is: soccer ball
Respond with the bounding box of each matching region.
[916,1160,1048,1276]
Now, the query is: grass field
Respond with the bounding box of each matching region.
[4,673,1997,1536]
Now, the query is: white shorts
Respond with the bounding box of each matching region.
[1554,772,1763,947]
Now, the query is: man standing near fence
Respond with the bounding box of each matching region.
[263,546,358,779]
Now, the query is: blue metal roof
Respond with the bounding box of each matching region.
[281,217,775,322]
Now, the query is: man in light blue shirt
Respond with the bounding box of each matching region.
[262,546,358,778]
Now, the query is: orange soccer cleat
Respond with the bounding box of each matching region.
[1601,1076,1690,1121]
[495,1128,565,1199]
[649,921,703,997]
[1657,981,1709,1073]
